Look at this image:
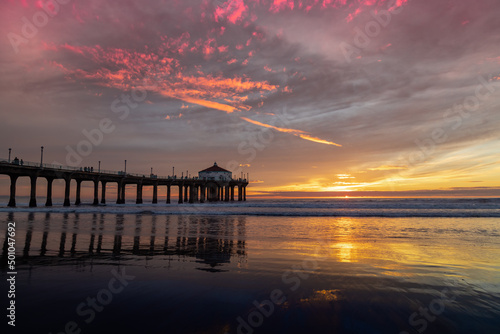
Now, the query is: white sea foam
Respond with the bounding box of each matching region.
[0,198,499,217]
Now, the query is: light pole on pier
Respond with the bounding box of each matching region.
[172,166,175,177]
[40,146,44,167]
[124,160,127,174]
[151,167,153,176]
[8,148,11,163]
[98,161,101,173]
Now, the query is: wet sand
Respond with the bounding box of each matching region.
[1,212,499,333]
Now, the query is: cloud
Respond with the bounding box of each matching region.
[240,116,342,146]
[368,165,407,171]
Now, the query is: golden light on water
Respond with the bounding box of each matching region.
[332,242,354,263]
[300,290,342,303]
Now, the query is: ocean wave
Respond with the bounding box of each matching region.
[1,198,499,217]
[0,205,499,217]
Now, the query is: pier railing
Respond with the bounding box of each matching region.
[0,158,247,182]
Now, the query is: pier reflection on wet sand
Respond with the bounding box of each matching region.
[1,212,247,273]
[1,212,499,334]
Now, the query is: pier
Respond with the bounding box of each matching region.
[0,159,248,207]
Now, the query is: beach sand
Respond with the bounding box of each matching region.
[1,208,499,333]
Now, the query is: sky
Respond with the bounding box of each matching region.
[0,0,499,198]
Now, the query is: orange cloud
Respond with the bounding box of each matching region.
[215,0,248,24]
[368,165,407,171]
[270,0,295,13]
[298,134,342,147]
[172,94,238,113]
[218,45,229,53]
[47,42,278,114]
[212,0,410,26]
[240,117,342,147]
[240,116,305,134]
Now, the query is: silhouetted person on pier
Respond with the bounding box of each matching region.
[20,159,23,166]
[91,167,94,172]
[13,157,19,165]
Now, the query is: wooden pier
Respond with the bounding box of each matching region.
[0,159,248,207]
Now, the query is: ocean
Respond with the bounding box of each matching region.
[1,198,499,333]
